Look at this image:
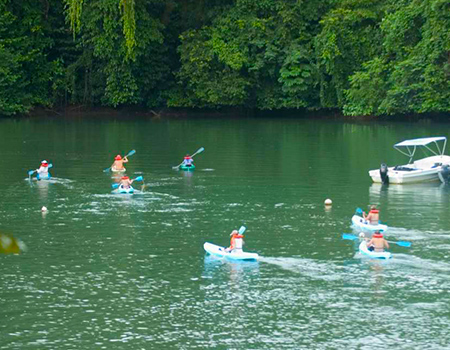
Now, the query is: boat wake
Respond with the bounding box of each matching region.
[259,256,342,281]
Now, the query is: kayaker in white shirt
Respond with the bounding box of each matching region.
[225,230,244,252]
[36,160,50,178]
[181,154,194,167]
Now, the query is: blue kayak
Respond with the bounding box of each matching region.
[112,185,134,194]
[36,173,51,180]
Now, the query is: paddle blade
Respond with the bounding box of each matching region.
[134,176,143,182]
[355,207,363,215]
[28,170,35,175]
[126,149,136,157]
[238,226,246,234]
[103,167,111,173]
[342,233,358,240]
[48,164,53,168]
[191,147,205,157]
[395,241,411,247]
[111,183,119,189]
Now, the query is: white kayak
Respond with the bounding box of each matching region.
[111,166,126,173]
[359,241,392,259]
[112,185,134,194]
[352,215,388,232]
[203,242,259,261]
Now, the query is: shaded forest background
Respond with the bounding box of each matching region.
[1,0,450,117]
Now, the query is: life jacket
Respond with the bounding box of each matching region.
[369,209,379,214]
[372,233,383,238]
[184,156,192,160]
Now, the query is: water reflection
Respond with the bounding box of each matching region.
[369,182,449,204]
[203,255,260,285]
[35,178,50,201]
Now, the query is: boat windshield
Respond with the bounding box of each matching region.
[393,137,447,163]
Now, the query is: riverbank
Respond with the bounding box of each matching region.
[10,105,450,122]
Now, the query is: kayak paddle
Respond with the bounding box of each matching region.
[172,147,205,169]
[387,240,411,247]
[238,226,246,234]
[342,233,359,241]
[342,233,411,247]
[355,207,363,215]
[111,175,143,189]
[104,149,136,172]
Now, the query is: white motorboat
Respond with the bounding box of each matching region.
[369,137,450,184]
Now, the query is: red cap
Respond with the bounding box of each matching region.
[115,155,122,160]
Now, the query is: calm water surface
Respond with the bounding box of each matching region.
[0,117,449,349]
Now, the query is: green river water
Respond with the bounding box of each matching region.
[0,117,449,349]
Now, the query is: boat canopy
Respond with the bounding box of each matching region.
[394,137,447,162]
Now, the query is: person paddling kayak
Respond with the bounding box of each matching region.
[36,160,50,179]
[111,154,128,172]
[363,205,380,225]
[366,231,389,252]
[181,154,194,168]
[225,230,244,253]
[119,176,134,189]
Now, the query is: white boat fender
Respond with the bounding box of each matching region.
[324,198,332,206]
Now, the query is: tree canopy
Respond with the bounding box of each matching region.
[1,0,450,117]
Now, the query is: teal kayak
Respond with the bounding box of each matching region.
[180,164,195,171]
[36,173,51,180]
[112,185,134,194]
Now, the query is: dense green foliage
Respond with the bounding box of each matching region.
[1,0,450,116]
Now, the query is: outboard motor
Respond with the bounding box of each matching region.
[438,164,450,184]
[380,163,389,184]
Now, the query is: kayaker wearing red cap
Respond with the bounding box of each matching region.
[36,160,50,179]
[225,230,244,253]
[366,231,389,252]
[181,154,194,167]
[363,205,380,225]
[119,176,133,189]
[111,154,128,171]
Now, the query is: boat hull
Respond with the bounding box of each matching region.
[352,215,388,232]
[359,241,392,259]
[369,168,441,184]
[369,155,450,184]
[203,242,259,261]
